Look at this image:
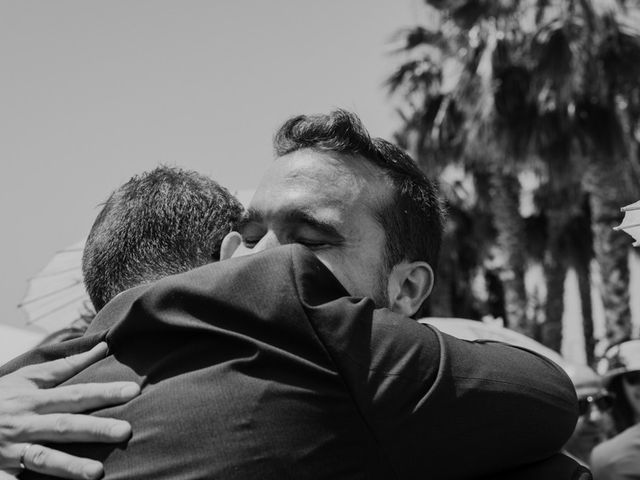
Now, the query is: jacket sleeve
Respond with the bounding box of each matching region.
[590,428,640,480]
[306,299,578,479]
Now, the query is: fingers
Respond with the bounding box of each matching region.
[18,443,103,480]
[33,382,140,414]
[5,414,132,443]
[0,342,129,480]
[11,343,109,388]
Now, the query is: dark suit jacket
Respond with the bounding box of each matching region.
[3,245,578,479]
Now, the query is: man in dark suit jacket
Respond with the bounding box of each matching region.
[4,245,577,479]
[0,166,244,479]
[0,110,581,479]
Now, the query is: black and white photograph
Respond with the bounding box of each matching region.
[2,1,640,478]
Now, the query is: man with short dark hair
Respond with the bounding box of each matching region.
[83,166,243,310]
[35,166,243,346]
[272,109,443,280]
[1,110,578,480]
[235,109,443,318]
[0,166,243,479]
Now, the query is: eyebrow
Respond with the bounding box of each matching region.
[237,208,262,229]
[239,207,344,239]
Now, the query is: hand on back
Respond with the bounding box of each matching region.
[0,343,139,479]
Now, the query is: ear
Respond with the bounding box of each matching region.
[387,261,434,317]
[220,231,243,260]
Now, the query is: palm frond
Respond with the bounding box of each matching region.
[385,59,442,95]
[599,10,640,91]
[575,100,627,156]
[389,26,446,53]
[531,23,573,92]
[426,0,522,30]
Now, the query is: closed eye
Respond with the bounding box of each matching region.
[241,234,264,249]
[294,238,334,249]
[238,219,266,249]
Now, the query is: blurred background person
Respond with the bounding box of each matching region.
[563,364,612,467]
[591,339,640,479]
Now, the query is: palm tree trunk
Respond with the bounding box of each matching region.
[590,201,632,346]
[541,217,567,352]
[489,168,533,336]
[585,162,633,347]
[575,260,596,366]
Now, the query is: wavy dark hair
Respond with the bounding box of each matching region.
[273,109,445,316]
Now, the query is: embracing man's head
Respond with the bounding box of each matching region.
[84,110,445,318]
[82,166,243,311]
[224,109,445,318]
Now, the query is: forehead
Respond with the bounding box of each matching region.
[575,384,603,398]
[249,149,392,221]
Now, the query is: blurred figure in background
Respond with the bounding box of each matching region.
[563,364,612,467]
[591,339,640,479]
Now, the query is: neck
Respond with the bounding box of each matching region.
[562,447,589,467]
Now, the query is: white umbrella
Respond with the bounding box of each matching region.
[614,200,640,247]
[18,240,91,333]
[420,317,567,368]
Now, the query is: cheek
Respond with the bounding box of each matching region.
[231,244,253,258]
[341,259,387,302]
[573,417,586,434]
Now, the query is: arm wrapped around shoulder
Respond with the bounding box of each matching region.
[363,316,578,479]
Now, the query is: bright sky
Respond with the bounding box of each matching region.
[0,0,421,332]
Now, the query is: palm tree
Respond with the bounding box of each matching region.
[393,108,498,320]
[388,4,538,336]
[532,185,596,360]
[388,0,640,348]
[527,0,640,346]
[565,198,597,365]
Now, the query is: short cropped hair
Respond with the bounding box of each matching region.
[273,109,445,282]
[82,166,243,310]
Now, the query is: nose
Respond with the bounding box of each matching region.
[250,231,282,252]
[587,404,603,423]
